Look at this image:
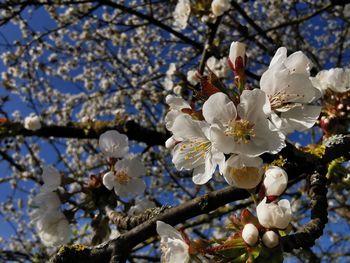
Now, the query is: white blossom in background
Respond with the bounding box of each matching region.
[187,69,199,85]
[263,166,288,196]
[32,209,71,247]
[206,56,229,78]
[211,0,231,17]
[310,68,350,94]
[260,47,321,134]
[204,90,285,156]
[103,157,146,197]
[262,231,280,248]
[165,95,192,131]
[222,154,263,189]
[163,64,177,91]
[173,0,191,30]
[31,191,70,246]
[128,199,156,216]
[40,166,61,192]
[170,115,225,184]
[24,114,41,131]
[256,197,292,229]
[242,223,259,246]
[156,221,190,263]
[99,130,129,158]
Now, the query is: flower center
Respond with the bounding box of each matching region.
[179,140,211,160]
[225,119,255,144]
[115,170,131,185]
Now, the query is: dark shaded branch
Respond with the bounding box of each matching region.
[0,120,169,146]
[281,168,328,251]
[198,16,222,74]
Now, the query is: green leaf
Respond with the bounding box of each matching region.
[217,247,246,259]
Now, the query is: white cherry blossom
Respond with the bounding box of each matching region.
[222,154,263,189]
[24,114,41,131]
[263,166,288,196]
[256,197,292,229]
[204,90,285,156]
[260,47,321,134]
[103,157,146,197]
[310,68,350,94]
[156,221,190,263]
[170,115,225,184]
[242,223,259,246]
[99,130,129,158]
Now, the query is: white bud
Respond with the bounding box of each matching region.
[263,166,288,196]
[24,114,41,131]
[229,41,246,67]
[211,0,231,17]
[256,197,292,229]
[262,231,279,248]
[242,223,259,246]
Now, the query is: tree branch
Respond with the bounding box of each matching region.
[0,120,169,146]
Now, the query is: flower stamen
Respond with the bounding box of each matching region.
[115,170,131,185]
[225,119,255,144]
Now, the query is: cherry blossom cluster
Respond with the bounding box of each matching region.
[165,42,320,188]
[156,166,290,262]
[159,41,322,261]
[31,166,70,247]
[99,130,146,198]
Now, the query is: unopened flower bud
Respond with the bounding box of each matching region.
[256,198,292,229]
[211,0,231,17]
[263,166,288,196]
[262,231,279,248]
[24,114,41,131]
[242,223,259,246]
[228,41,246,72]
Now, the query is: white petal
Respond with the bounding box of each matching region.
[284,51,310,75]
[210,125,236,154]
[280,105,321,133]
[41,166,61,192]
[269,47,287,68]
[238,89,271,122]
[202,92,236,125]
[166,95,191,110]
[127,157,146,178]
[156,221,183,240]
[170,115,206,139]
[102,171,115,190]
